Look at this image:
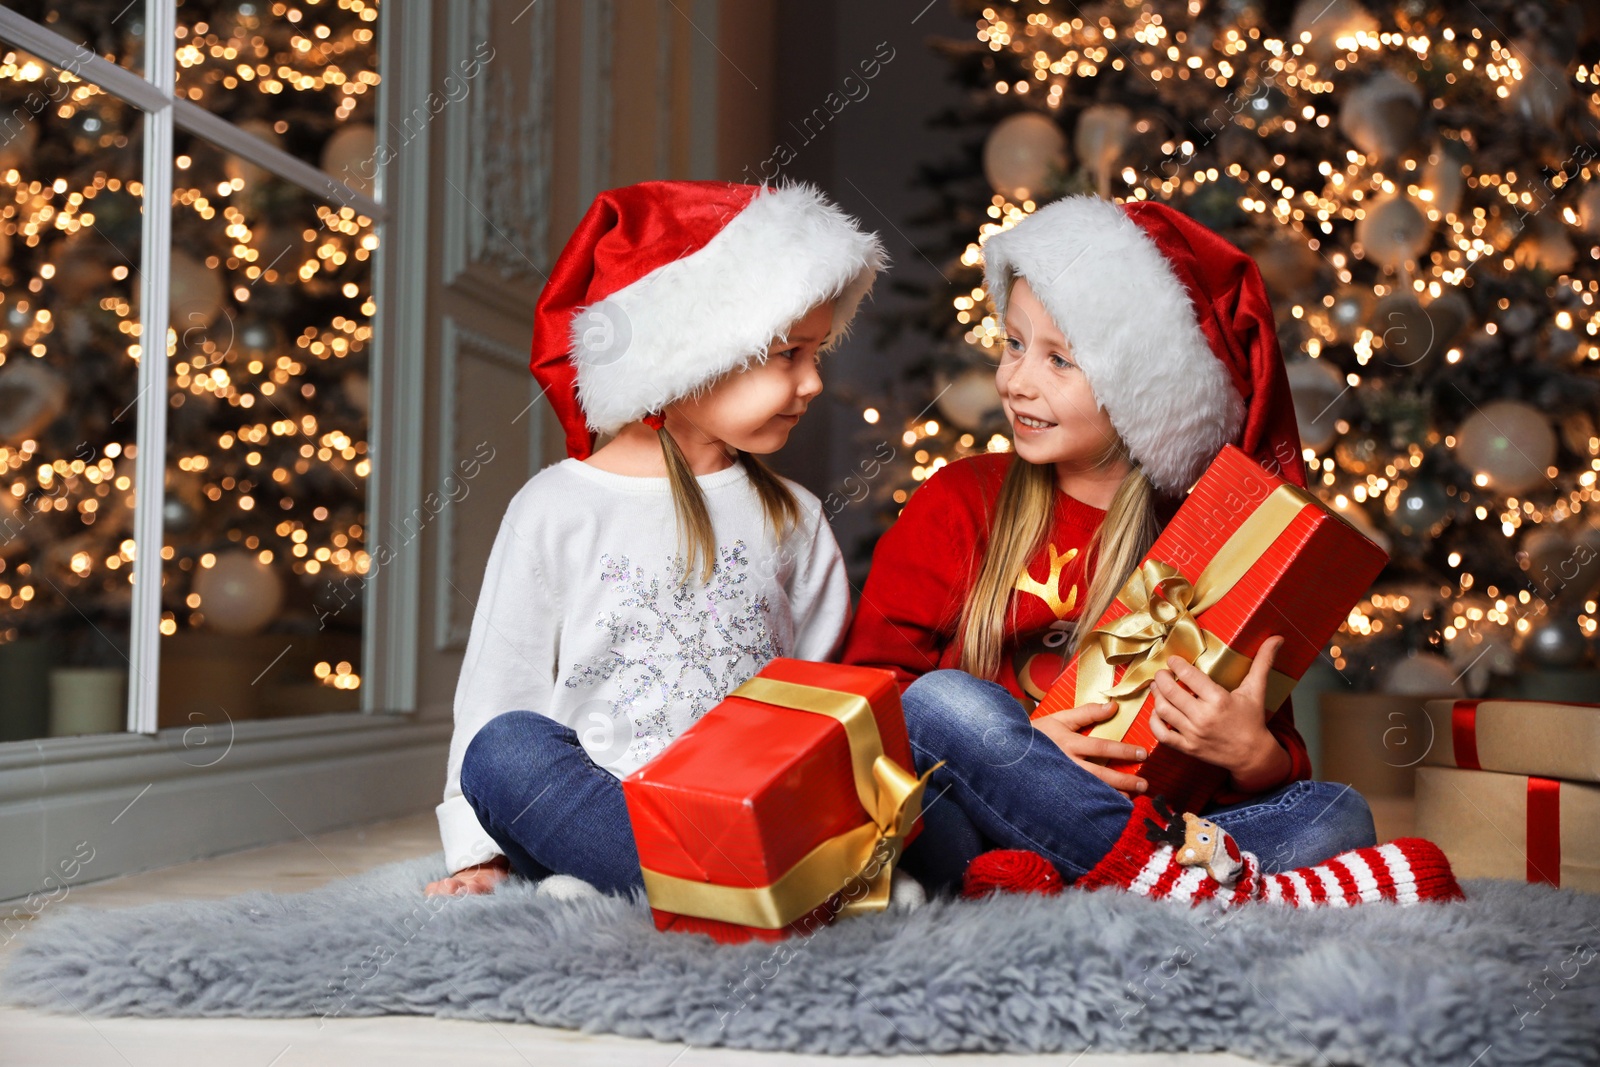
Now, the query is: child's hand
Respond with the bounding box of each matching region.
[424,855,511,897]
[1148,635,1291,792]
[1033,701,1149,796]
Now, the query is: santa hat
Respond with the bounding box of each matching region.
[530,180,888,459]
[981,195,1307,495]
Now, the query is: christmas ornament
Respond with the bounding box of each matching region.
[1339,70,1424,162]
[169,251,226,331]
[0,360,69,441]
[321,123,377,197]
[1509,42,1572,126]
[1393,478,1451,534]
[1327,286,1373,341]
[1419,142,1467,218]
[1445,622,1515,696]
[1520,613,1589,668]
[1578,183,1600,233]
[1074,103,1133,200]
[1380,652,1464,695]
[1251,234,1323,300]
[233,314,284,361]
[935,365,1002,431]
[1289,0,1379,63]
[192,551,284,636]
[162,497,196,534]
[1372,292,1437,370]
[223,118,283,192]
[1514,216,1577,275]
[1286,357,1347,451]
[1356,195,1432,271]
[1452,400,1556,496]
[982,112,1067,202]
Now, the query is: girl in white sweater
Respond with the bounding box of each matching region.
[425,181,886,898]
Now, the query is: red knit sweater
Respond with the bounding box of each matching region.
[841,453,1311,809]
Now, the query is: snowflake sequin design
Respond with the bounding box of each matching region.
[565,541,782,764]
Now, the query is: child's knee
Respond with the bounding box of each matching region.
[461,711,561,800]
[902,670,1030,767]
[1280,782,1377,868]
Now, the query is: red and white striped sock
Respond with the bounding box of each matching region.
[1074,796,1463,907]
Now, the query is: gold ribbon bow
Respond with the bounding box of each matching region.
[1075,484,1309,742]
[638,676,939,930]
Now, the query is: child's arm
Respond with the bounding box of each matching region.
[783,495,853,662]
[434,502,560,879]
[840,464,980,687]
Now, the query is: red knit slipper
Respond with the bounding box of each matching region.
[1257,837,1465,906]
[1076,795,1465,908]
[961,849,1065,898]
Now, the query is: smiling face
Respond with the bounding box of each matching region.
[670,298,834,456]
[995,276,1123,472]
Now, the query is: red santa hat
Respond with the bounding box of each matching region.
[981,195,1306,495]
[529,180,888,460]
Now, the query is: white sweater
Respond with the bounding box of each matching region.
[436,458,852,874]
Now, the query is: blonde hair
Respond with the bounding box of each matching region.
[656,427,800,583]
[957,438,1160,680]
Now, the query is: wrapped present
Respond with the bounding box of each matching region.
[1030,444,1389,811]
[1422,699,1600,783]
[622,659,933,943]
[1416,766,1600,893]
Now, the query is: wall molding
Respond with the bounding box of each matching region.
[433,317,540,652]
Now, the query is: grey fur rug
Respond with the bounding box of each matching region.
[3,853,1598,1065]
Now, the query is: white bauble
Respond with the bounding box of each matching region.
[1380,652,1464,696]
[193,551,284,636]
[982,112,1067,201]
[224,119,283,191]
[1356,195,1432,271]
[1453,400,1556,496]
[1074,103,1133,198]
[1420,143,1466,218]
[936,366,1002,431]
[1286,358,1346,451]
[0,359,69,440]
[321,123,378,198]
[1339,70,1423,162]
[1290,0,1377,61]
[169,251,226,331]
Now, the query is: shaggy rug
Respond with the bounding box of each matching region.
[3,853,1598,1066]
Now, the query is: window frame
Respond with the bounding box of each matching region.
[0,1,424,735]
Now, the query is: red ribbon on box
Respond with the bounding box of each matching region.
[1527,776,1562,887]
[1451,700,1482,771]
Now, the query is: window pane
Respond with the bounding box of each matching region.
[158,128,374,726]
[0,46,142,741]
[173,0,380,191]
[1,1,147,76]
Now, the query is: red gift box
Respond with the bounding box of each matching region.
[622,659,930,943]
[1030,444,1389,812]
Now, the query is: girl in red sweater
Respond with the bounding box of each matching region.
[843,196,1375,895]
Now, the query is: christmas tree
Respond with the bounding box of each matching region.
[0,0,379,732]
[872,0,1600,694]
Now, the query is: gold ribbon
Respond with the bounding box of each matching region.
[638,676,939,930]
[1076,483,1308,742]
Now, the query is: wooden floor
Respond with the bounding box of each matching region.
[0,800,1419,1066]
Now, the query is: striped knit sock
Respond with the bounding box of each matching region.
[1074,795,1463,907]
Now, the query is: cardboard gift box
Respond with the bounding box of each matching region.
[1416,765,1600,893]
[1421,699,1600,783]
[622,659,931,943]
[1030,444,1389,812]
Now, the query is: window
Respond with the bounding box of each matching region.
[0,0,386,742]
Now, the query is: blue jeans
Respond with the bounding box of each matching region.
[898,670,1377,895]
[459,710,645,895]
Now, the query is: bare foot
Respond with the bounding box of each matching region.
[424,856,511,897]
